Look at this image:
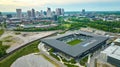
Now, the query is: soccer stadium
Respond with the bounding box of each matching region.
[40,31,108,60]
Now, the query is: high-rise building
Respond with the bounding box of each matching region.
[31,9,35,18]
[81,9,85,15]
[27,10,32,18]
[53,15,58,21]
[0,12,2,22]
[43,11,47,17]
[43,11,47,16]
[47,8,52,18]
[96,45,120,67]
[52,11,57,21]
[16,9,22,19]
[56,8,61,16]
[52,11,55,16]
[6,14,12,18]
[56,8,64,16]
[61,8,64,16]
[0,12,2,16]
[36,11,40,18]
[40,10,45,17]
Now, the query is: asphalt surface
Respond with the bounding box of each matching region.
[11,53,55,67]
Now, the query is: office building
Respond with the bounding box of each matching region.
[6,14,12,18]
[27,10,32,18]
[43,11,47,16]
[36,11,40,18]
[52,11,56,16]
[6,18,21,23]
[98,45,120,67]
[53,15,58,21]
[0,12,2,22]
[31,9,35,18]
[16,9,22,19]
[56,8,64,16]
[82,9,85,15]
[61,8,64,16]
[56,8,61,16]
[39,10,43,17]
[0,12,2,16]
[47,8,52,18]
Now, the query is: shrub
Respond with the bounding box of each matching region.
[64,63,79,67]
[49,52,60,61]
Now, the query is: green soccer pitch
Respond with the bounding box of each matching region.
[67,39,83,46]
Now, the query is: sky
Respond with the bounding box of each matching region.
[0,0,120,12]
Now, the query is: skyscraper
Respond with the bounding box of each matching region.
[40,10,45,17]
[56,8,64,16]
[0,12,2,16]
[16,9,22,19]
[43,11,47,16]
[0,12,2,22]
[31,9,35,18]
[82,9,85,15]
[47,8,52,18]
[52,11,56,16]
[27,10,32,18]
[53,15,58,21]
[36,11,40,18]
[56,8,61,16]
[61,8,64,16]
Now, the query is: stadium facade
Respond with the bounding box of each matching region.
[40,31,108,60]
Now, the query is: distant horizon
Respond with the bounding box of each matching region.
[1,10,120,13]
[0,0,120,12]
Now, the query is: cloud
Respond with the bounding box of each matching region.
[0,0,119,6]
[0,0,119,12]
[0,0,49,7]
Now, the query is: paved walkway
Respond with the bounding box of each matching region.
[38,43,66,67]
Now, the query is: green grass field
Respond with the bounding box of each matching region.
[67,39,83,46]
[0,40,40,67]
[80,56,88,66]
[62,24,71,28]
[0,29,4,36]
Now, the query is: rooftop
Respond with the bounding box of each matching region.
[101,45,120,60]
[41,31,108,57]
[114,38,120,43]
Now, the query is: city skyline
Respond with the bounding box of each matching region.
[0,0,120,12]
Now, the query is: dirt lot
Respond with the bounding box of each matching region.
[0,31,57,53]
